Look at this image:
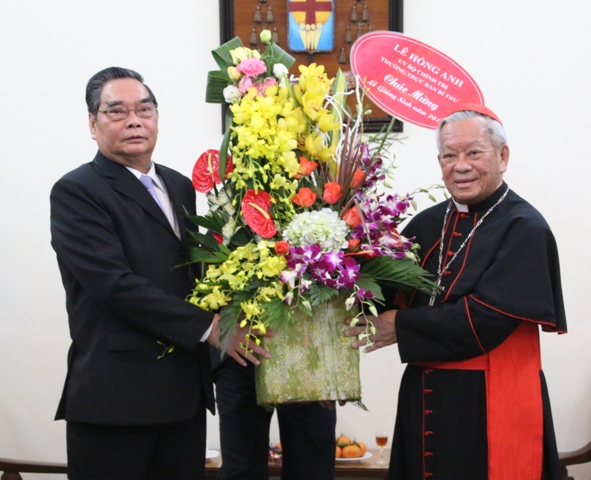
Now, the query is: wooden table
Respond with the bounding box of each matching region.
[205,448,390,479]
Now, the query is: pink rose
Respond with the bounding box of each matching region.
[236,58,267,77]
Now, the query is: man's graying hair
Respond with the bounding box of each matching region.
[436,110,507,153]
[86,67,158,118]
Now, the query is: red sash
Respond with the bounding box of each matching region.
[414,322,543,480]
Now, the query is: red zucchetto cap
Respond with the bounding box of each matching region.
[444,103,503,125]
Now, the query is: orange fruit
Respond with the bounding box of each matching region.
[336,434,351,448]
[357,441,367,456]
[336,446,342,458]
[342,443,363,458]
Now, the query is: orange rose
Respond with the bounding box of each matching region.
[347,238,360,250]
[291,187,318,207]
[343,206,362,227]
[274,241,290,255]
[294,156,318,179]
[322,182,343,204]
[351,169,365,189]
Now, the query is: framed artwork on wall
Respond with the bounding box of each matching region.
[219,0,404,132]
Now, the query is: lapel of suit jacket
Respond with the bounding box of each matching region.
[92,151,178,239]
[156,164,188,245]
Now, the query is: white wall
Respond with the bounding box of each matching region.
[1,1,589,479]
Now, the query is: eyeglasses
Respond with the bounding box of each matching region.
[98,103,158,121]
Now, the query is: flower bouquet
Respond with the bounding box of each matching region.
[187,30,437,406]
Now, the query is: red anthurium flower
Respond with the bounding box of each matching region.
[241,190,277,238]
[212,233,224,244]
[351,169,365,189]
[323,182,343,204]
[343,206,362,227]
[291,187,318,207]
[294,156,318,179]
[192,149,234,193]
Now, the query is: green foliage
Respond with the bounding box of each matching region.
[218,108,234,185]
[216,290,255,352]
[190,250,225,264]
[228,226,253,248]
[355,277,385,304]
[308,283,340,306]
[360,257,439,296]
[205,71,231,103]
[211,36,244,70]
[263,42,296,70]
[186,229,222,253]
[259,296,294,331]
[185,213,222,233]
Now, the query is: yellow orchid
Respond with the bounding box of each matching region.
[318,113,341,133]
[198,287,232,311]
[259,255,287,278]
[298,63,330,91]
[304,131,335,162]
[302,90,328,122]
[240,300,261,319]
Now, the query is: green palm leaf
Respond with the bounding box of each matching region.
[360,257,439,295]
[212,36,245,69]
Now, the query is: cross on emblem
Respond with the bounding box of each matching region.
[288,0,334,25]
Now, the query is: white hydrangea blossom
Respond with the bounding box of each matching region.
[282,208,349,252]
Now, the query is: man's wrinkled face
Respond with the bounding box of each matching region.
[438,117,509,205]
[89,78,158,170]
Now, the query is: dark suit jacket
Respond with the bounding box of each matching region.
[50,151,215,425]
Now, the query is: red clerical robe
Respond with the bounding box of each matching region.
[390,183,567,480]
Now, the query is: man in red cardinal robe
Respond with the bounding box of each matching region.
[346,105,567,480]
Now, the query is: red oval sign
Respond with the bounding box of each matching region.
[350,31,484,129]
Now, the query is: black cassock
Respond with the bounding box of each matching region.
[388,183,567,480]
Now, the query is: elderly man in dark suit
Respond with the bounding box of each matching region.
[50,67,267,480]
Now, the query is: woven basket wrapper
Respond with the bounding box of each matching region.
[255,295,361,406]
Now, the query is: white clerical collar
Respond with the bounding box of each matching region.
[452,181,504,213]
[453,200,469,213]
